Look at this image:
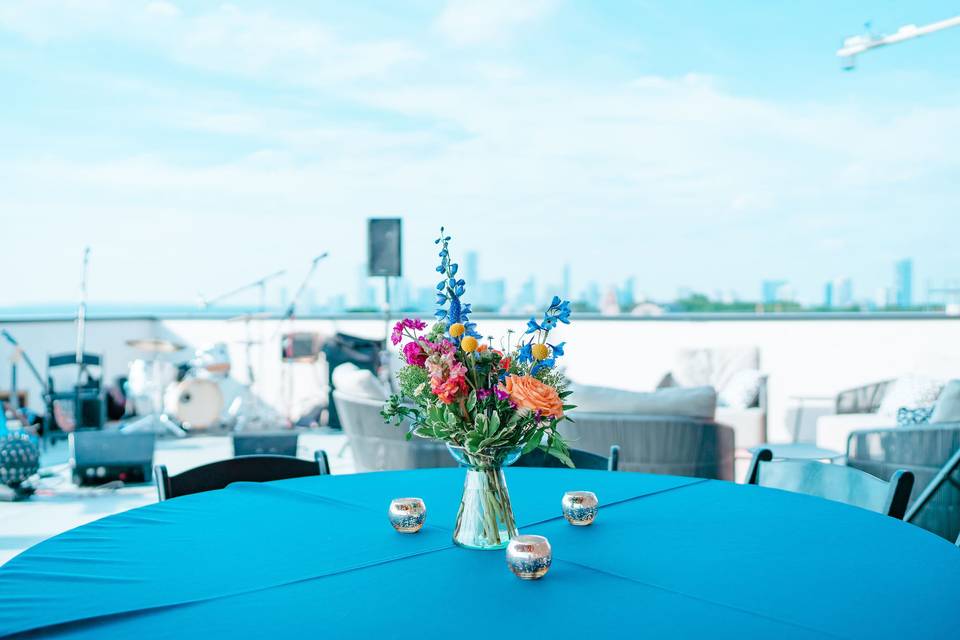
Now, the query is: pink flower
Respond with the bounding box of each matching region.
[402,341,427,367]
[391,318,428,345]
[391,322,405,345]
[430,374,468,404]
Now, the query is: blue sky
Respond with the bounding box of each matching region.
[1,1,958,307]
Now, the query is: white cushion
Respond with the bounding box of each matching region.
[671,347,759,390]
[570,384,716,420]
[332,363,388,401]
[815,413,895,453]
[931,379,960,423]
[877,374,944,417]
[719,369,764,409]
[716,407,766,448]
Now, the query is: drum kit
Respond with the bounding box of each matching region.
[122,336,278,437]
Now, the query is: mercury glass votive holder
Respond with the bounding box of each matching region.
[562,491,599,526]
[506,535,552,580]
[388,497,426,533]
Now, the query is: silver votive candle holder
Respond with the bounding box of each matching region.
[506,535,552,580]
[562,491,599,526]
[388,497,426,533]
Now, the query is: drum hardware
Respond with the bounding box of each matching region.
[164,378,223,430]
[190,343,232,377]
[1,330,45,431]
[273,253,329,423]
[200,272,286,427]
[125,338,186,354]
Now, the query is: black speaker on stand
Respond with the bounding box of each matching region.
[368,218,402,278]
[367,218,402,396]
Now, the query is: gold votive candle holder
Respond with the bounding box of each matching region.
[562,490,599,526]
[388,497,426,533]
[506,534,552,580]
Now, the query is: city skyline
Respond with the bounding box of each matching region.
[2,2,959,309]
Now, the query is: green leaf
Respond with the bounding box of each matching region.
[489,411,501,434]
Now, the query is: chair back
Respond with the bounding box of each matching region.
[558,413,735,480]
[232,432,299,457]
[333,391,456,471]
[848,425,960,541]
[155,452,329,501]
[515,445,619,471]
[746,448,914,519]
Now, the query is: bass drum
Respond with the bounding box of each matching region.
[164,379,224,430]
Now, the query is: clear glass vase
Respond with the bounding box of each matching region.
[446,445,522,550]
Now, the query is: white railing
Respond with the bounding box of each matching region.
[2,313,959,443]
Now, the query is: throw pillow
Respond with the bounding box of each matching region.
[930,380,960,424]
[718,369,764,409]
[569,383,717,420]
[877,375,944,417]
[896,406,934,427]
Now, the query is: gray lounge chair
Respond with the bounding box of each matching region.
[332,391,456,471]
[558,414,735,480]
[847,423,960,541]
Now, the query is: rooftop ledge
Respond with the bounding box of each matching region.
[1,311,958,323]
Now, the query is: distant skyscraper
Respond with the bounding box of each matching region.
[562,263,571,299]
[762,280,788,304]
[514,277,537,310]
[355,265,377,309]
[618,277,636,310]
[415,286,437,311]
[464,251,479,282]
[825,277,852,308]
[582,282,601,310]
[895,259,913,308]
[476,279,506,310]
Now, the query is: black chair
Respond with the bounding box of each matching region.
[746,448,914,519]
[515,445,620,471]
[232,432,299,457]
[155,452,330,501]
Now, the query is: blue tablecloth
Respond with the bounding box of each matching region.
[1,468,958,639]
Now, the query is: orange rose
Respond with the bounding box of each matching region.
[504,375,564,418]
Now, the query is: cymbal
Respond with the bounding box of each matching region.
[227,311,274,323]
[126,338,186,353]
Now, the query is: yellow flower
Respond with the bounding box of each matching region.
[461,336,478,353]
[531,343,549,361]
[449,323,466,337]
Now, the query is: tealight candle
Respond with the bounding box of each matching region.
[388,497,426,533]
[506,535,552,580]
[562,490,599,526]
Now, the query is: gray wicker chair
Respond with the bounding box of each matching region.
[557,414,735,480]
[847,423,960,541]
[332,391,456,471]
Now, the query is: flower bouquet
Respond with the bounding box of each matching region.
[382,228,576,550]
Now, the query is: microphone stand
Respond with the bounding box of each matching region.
[275,253,329,422]
[200,269,286,389]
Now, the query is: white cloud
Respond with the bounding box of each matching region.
[0,1,421,82]
[145,1,180,19]
[435,0,556,45]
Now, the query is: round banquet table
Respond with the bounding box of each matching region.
[1,469,959,640]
